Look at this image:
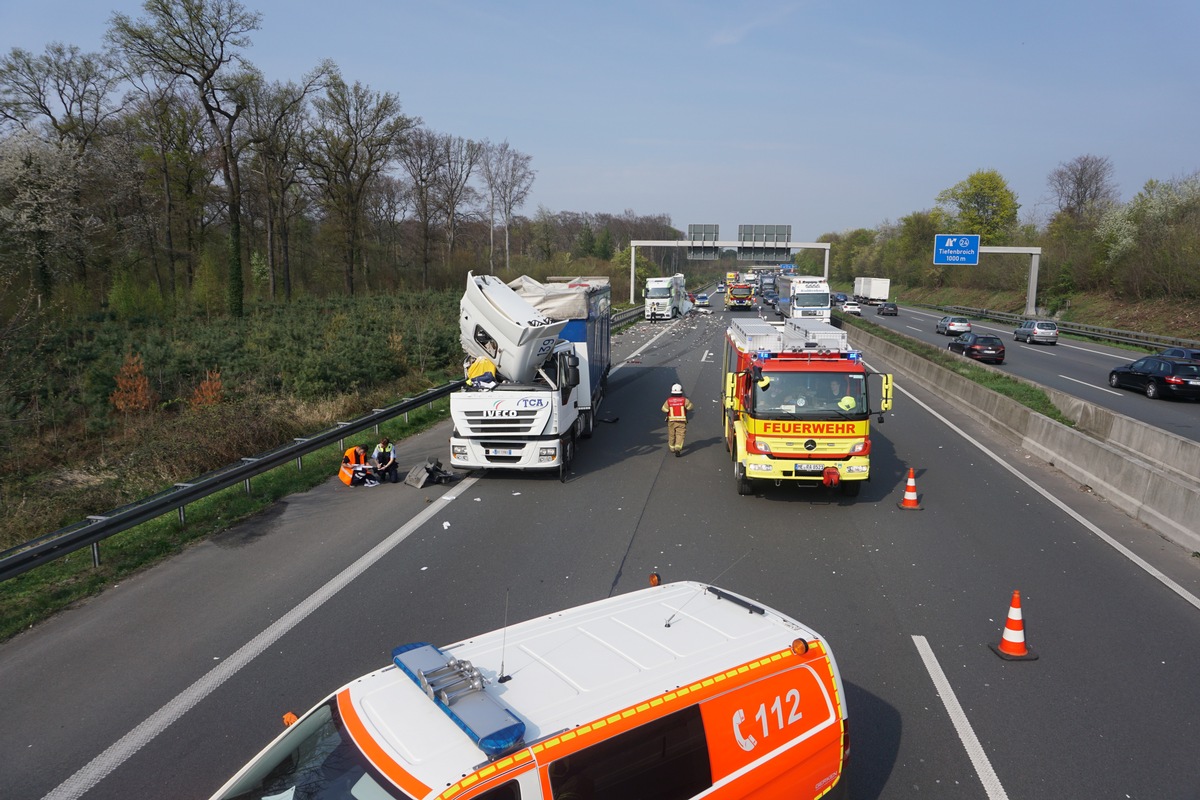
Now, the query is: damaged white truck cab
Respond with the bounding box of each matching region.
[449,272,611,480]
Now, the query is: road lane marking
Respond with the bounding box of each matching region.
[617,318,683,370]
[1058,342,1134,359]
[40,478,480,800]
[879,369,1200,614]
[1013,344,1058,355]
[913,636,1010,800]
[1059,374,1122,396]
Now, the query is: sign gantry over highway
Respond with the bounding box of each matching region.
[627,238,831,304]
[934,234,981,265]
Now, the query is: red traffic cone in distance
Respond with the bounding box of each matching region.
[897,467,922,510]
[989,590,1038,661]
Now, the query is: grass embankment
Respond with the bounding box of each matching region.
[0,401,451,643]
[864,285,1196,344]
[836,311,1076,427]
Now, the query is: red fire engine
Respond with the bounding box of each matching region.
[722,317,893,496]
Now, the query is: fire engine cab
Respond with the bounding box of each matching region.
[723,318,893,497]
[207,580,850,800]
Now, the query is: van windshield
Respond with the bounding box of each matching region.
[214,699,408,800]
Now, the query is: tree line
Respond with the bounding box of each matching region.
[0,0,685,325]
[807,160,1200,308]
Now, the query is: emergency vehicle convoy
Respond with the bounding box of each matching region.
[449,273,611,480]
[206,580,850,800]
[723,318,893,496]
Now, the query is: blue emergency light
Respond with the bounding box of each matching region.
[846,351,862,362]
[392,642,527,757]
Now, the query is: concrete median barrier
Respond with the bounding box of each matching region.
[849,327,1200,553]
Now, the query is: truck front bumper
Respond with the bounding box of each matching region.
[740,455,870,483]
[450,437,562,470]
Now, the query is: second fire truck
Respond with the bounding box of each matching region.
[723,317,893,496]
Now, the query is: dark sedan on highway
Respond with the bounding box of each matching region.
[948,332,1005,364]
[876,302,898,316]
[1108,356,1200,400]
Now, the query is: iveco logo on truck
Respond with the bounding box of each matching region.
[483,409,519,417]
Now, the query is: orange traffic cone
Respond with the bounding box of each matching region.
[989,590,1038,660]
[897,468,922,510]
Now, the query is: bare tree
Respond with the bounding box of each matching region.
[109,0,263,317]
[244,64,331,301]
[363,173,411,275]
[479,140,533,271]
[1048,154,1118,219]
[397,127,446,286]
[305,75,416,295]
[0,43,127,154]
[433,135,481,262]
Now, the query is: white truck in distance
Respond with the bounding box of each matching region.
[450,273,611,480]
[780,274,832,322]
[644,273,687,320]
[853,276,891,305]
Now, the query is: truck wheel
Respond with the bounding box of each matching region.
[734,462,753,496]
[559,434,575,482]
[580,410,593,439]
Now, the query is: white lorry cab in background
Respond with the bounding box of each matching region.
[206,580,851,800]
[644,273,687,320]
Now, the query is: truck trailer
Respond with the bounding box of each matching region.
[450,273,611,480]
[853,277,890,305]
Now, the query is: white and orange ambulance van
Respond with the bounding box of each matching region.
[207,580,850,800]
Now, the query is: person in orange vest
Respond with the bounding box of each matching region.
[339,444,376,486]
[661,383,694,457]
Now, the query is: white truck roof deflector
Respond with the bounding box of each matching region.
[459,271,568,383]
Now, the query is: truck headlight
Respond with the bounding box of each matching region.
[452,445,467,457]
[539,446,557,463]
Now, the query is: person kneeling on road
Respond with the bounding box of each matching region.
[372,437,399,483]
[339,444,377,487]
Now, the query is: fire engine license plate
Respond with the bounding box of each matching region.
[486,448,516,456]
[795,463,826,472]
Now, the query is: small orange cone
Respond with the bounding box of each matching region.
[989,590,1038,660]
[897,468,922,510]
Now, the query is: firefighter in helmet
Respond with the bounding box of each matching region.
[661,383,695,457]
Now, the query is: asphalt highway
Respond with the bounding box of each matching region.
[3,309,1199,800]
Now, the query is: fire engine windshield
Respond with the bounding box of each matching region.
[213,698,410,800]
[729,286,753,298]
[755,372,867,417]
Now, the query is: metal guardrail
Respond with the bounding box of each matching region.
[0,381,464,582]
[0,305,660,583]
[941,305,1200,350]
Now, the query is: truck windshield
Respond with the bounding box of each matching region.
[791,292,830,309]
[214,699,409,800]
[646,287,672,298]
[754,372,867,417]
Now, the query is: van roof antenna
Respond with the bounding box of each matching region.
[663,550,753,628]
[497,588,512,683]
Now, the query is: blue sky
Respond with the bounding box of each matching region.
[3,0,1198,241]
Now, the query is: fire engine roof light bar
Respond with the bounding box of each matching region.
[392,642,527,758]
